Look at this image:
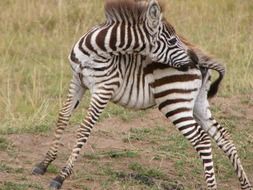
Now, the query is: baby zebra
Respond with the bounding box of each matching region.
[32,0,252,189]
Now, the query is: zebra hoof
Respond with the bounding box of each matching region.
[49,180,62,190]
[49,176,64,190]
[32,163,47,175]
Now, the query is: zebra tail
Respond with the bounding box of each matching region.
[208,69,224,98]
[179,35,225,98]
[200,60,225,99]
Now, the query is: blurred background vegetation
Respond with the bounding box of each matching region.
[0,0,252,132]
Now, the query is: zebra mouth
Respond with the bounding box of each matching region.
[173,61,191,68]
[173,60,198,72]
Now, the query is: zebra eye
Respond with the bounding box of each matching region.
[168,37,177,45]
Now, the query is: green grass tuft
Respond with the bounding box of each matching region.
[0,182,43,190]
[128,162,165,179]
[0,163,24,174]
[47,164,59,174]
[83,150,139,159]
[0,137,10,151]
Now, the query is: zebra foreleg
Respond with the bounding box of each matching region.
[32,75,85,176]
[49,93,111,189]
[160,109,217,189]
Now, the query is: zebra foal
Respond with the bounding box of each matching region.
[32,0,252,189]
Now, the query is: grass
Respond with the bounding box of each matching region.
[81,161,183,189]
[0,137,10,151]
[95,163,165,189]
[123,126,167,142]
[101,103,146,122]
[0,136,16,156]
[83,150,139,160]
[0,0,252,133]
[0,163,24,174]
[47,164,59,174]
[128,162,165,179]
[0,182,43,190]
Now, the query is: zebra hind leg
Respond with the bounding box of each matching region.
[193,99,252,189]
[209,118,252,189]
[32,75,86,176]
[158,106,217,189]
[195,110,252,190]
[49,92,112,189]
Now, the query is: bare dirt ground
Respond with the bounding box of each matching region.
[0,96,252,190]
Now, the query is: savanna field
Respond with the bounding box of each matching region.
[0,0,253,189]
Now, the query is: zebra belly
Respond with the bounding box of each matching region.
[111,73,156,109]
[111,57,156,110]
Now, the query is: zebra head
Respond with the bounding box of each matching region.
[144,1,198,70]
[151,19,198,70]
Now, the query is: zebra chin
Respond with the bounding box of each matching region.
[173,61,197,72]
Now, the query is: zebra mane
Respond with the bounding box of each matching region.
[104,0,151,23]
[162,19,176,34]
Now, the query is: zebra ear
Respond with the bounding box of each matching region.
[147,0,162,29]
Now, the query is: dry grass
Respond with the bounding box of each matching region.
[0,1,252,189]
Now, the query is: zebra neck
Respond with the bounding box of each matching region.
[80,21,153,63]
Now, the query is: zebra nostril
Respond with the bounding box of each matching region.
[168,37,177,45]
